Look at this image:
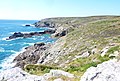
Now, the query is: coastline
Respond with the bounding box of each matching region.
[0,16,120,81]
[0,46,28,71]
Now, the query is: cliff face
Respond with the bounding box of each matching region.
[12,16,120,81]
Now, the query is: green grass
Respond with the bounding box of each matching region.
[64,54,110,77]
[24,54,111,79]
[24,64,59,75]
[107,46,120,54]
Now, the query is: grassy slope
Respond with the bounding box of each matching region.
[24,16,120,81]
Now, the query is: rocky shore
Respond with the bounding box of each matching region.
[13,42,51,69]
[6,29,55,40]
[1,16,120,81]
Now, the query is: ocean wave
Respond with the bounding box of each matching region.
[23,42,34,46]
[40,36,45,40]
[1,37,9,41]
[6,37,23,41]
[0,47,26,71]
[0,49,16,53]
[5,50,17,53]
[0,47,5,52]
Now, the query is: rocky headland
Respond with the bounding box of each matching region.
[6,29,55,40]
[1,16,120,81]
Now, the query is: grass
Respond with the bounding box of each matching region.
[107,46,120,54]
[59,18,120,58]
[64,54,110,77]
[23,54,111,80]
[24,64,59,75]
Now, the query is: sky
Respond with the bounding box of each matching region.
[0,0,120,20]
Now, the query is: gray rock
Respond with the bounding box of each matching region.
[37,37,67,64]
[80,59,120,81]
[13,43,50,68]
[0,67,75,81]
[0,67,46,81]
[49,70,74,78]
[7,29,55,40]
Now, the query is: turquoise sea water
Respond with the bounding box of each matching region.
[0,20,56,70]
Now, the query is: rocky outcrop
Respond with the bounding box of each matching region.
[34,18,73,37]
[7,29,55,40]
[34,21,57,28]
[0,67,46,81]
[49,70,74,78]
[37,37,66,65]
[0,67,75,81]
[13,43,51,69]
[80,59,120,81]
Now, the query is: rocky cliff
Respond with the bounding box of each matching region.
[2,16,120,81]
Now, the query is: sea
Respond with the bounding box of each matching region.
[0,20,56,71]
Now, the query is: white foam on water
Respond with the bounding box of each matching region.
[40,36,45,40]
[1,37,9,40]
[23,42,34,46]
[0,47,26,71]
[21,32,31,33]
[5,37,23,41]
[6,50,16,53]
[0,47,5,52]
[9,32,15,34]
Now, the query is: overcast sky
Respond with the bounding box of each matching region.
[0,0,119,20]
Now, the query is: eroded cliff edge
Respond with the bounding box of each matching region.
[3,16,120,81]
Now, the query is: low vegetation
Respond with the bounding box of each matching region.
[25,16,120,80]
[24,64,59,75]
[64,54,110,77]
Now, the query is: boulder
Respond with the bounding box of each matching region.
[80,59,120,81]
[25,24,31,26]
[8,32,24,39]
[0,67,46,81]
[49,70,74,78]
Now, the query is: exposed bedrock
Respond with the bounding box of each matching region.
[6,29,55,40]
[13,42,51,69]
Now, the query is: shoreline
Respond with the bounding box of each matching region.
[0,46,28,71]
[0,23,56,71]
[0,16,120,81]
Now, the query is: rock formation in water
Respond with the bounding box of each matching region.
[6,29,55,40]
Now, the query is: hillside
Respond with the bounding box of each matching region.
[1,16,120,81]
[25,16,120,80]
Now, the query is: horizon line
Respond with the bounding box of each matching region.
[0,15,120,20]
